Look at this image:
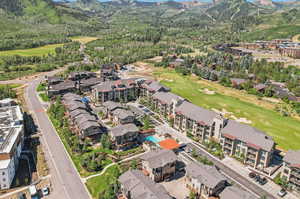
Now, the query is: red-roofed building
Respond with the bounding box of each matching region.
[158,139,180,151]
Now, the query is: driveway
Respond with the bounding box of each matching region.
[160,173,189,199]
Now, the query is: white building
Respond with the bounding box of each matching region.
[0,99,24,189]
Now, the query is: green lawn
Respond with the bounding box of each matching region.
[86,165,120,199]
[154,69,300,150]
[0,44,64,56]
[39,93,50,102]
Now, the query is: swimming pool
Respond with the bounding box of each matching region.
[145,136,161,143]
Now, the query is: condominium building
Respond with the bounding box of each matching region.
[151,91,185,117]
[141,149,177,182]
[174,101,226,142]
[118,169,172,199]
[281,150,300,192]
[109,123,139,151]
[92,78,141,104]
[140,80,170,99]
[220,120,274,170]
[0,100,24,190]
[185,162,227,199]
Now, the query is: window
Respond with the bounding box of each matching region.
[2,172,5,175]
[2,178,5,182]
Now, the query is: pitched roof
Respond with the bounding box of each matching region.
[93,78,139,92]
[118,170,172,199]
[158,139,180,150]
[152,92,184,105]
[143,81,170,92]
[110,123,139,137]
[283,150,300,167]
[74,114,97,125]
[175,101,218,125]
[50,81,76,91]
[111,109,134,120]
[220,186,257,199]
[102,101,123,111]
[186,162,226,189]
[221,120,274,152]
[141,149,177,168]
[254,83,267,91]
[78,120,100,131]
[69,109,90,119]
[80,77,102,87]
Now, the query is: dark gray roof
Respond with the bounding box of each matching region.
[69,109,90,119]
[119,170,172,199]
[141,149,177,169]
[175,101,218,125]
[143,81,170,92]
[102,101,123,111]
[80,77,102,87]
[66,102,87,112]
[186,162,226,189]
[110,123,139,137]
[283,150,300,166]
[93,78,139,92]
[74,114,97,125]
[50,81,76,91]
[78,120,100,131]
[111,109,134,120]
[63,93,81,101]
[152,92,184,105]
[221,120,274,152]
[220,186,257,199]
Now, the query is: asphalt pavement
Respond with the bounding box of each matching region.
[24,79,90,199]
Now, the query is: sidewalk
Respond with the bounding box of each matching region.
[222,156,298,199]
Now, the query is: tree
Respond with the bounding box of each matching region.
[130,160,138,169]
[100,134,111,149]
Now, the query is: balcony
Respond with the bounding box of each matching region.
[291,171,300,179]
[290,177,300,185]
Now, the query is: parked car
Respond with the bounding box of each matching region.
[249,172,256,178]
[277,189,287,197]
[42,187,49,196]
[259,177,268,185]
[18,193,26,199]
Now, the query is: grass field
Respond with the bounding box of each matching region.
[152,68,300,151]
[70,36,99,44]
[0,44,64,57]
[86,165,120,199]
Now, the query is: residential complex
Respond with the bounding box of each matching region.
[185,162,227,199]
[0,99,24,190]
[282,150,300,192]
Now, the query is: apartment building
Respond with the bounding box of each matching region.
[174,101,226,142]
[141,149,177,182]
[220,120,275,170]
[140,80,170,99]
[151,91,185,117]
[0,100,24,190]
[92,78,141,104]
[281,150,300,192]
[185,162,227,199]
[109,123,139,151]
[118,169,172,199]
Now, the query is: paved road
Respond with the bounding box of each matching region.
[24,78,90,199]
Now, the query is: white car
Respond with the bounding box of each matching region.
[277,189,287,197]
[42,187,49,196]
